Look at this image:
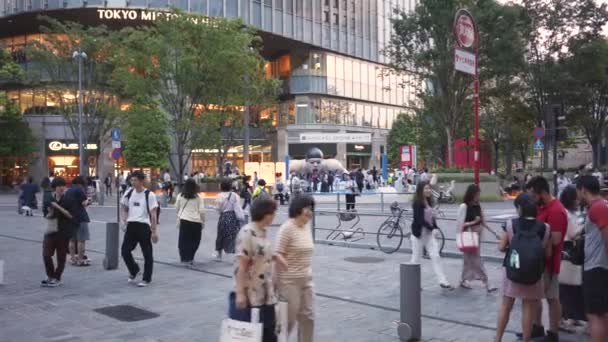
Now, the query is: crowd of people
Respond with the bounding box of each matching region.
[15,162,606,342]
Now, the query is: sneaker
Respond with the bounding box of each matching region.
[137,281,149,287]
[128,272,139,284]
[40,278,52,287]
[47,279,61,287]
[212,251,222,262]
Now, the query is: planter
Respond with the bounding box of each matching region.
[199,182,221,192]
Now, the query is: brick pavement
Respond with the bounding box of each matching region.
[0,195,589,342]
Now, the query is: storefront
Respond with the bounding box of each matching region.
[346,143,371,170]
[46,140,98,180]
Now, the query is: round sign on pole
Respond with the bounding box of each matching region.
[111,148,121,160]
[533,127,545,139]
[454,10,476,48]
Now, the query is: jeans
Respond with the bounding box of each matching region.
[121,222,153,282]
[43,234,69,281]
[345,194,356,210]
[178,220,203,262]
[410,228,448,285]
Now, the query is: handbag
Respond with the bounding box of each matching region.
[223,292,263,342]
[456,230,479,252]
[45,216,58,235]
[558,260,582,286]
[562,238,585,266]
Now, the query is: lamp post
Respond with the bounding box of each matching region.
[72,49,87,176]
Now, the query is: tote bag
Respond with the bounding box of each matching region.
[219,317,262,342]
[456,231,479,252]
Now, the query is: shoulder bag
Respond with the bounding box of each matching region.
[176,197,189,230]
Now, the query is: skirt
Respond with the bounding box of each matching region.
[216,210,240,254]
[461,226,487,282]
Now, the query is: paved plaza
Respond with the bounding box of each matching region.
[0,194,589,342]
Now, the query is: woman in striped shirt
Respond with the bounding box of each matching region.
[275,194,316,342]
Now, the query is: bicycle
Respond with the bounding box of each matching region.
[376,203,446,255]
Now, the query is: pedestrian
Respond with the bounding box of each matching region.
[41,177,73,287]
[355,168,364,194]
[240,176,252,210]
[275,194,316,342]
[556,169,571,198]
[575,175,608,342]
[175,178,205,267]
[410,181,452,289]
[119,174,127,196]
[328,171,335,192]
[104,173,112,197]
[420,168,430,183]
[41,177,53,218]
[252,179,270,200]
[66,176,92,267]
[495,193,551,342]
[344,173,357,211]
[19,176,39,216]
[592,168,603,187]
[213,178,245,261]
[456,184,497,292]
[120,170,159,287]
[525,176,568,341]
[290,172,302,198]
[371,165,378,185]
[557,185,586,332]
[231,197,283,342]
[162,169,173,200]
[274,176,287,205]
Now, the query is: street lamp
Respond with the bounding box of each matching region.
[72,49,87,176]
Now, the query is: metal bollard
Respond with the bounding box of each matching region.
[398,263,421,341]
[337,193,341,211]
[103,222,120,270]
[98,189,105,206]
[0,260,4,285]
[381,192,385,213]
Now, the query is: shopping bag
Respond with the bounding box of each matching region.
[456,231,479,252]
[558,260,582,286]
[219,317,262,342]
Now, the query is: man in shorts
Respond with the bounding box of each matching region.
[576,175,608,342]
[65,176,92,266]
[527,176,568,341]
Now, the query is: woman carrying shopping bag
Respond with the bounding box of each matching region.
[214,178,245,261]
[275,194,316,342]
[175,178,205,266]
[231,198,285,342]
[410,181,453,289]
[456,184,497,292]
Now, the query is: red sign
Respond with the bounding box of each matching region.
[454,10,475,48]
[533,127,545,139]
[111,148,121,160]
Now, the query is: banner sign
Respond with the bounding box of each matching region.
[454,48,476,75]
[299,133,371,143]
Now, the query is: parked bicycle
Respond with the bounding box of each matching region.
[376,203,446,254]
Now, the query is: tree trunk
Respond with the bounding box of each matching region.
[446,127,454,168]
[493,141,500,174]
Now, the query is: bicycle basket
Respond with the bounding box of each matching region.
[390,204,402,217]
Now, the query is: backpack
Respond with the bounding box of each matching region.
[276,183,285,193]
[504,219,546,285]
[126,189,160,223]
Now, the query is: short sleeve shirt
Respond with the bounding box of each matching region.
[234,223,276,307]
[275,219,314,280]
[585,200,608,271]
[537,199,568,273]
[65,187,90,223]
[121,189,158,225]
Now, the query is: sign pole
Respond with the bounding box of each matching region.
[473,28,480,185]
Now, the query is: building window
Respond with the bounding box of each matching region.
[285,0,292,13]
[274,0,282,10]
[332,12,338,25]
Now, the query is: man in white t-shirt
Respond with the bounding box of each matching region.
[120,171,159,287]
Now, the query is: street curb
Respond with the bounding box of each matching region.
[314,239,504,263]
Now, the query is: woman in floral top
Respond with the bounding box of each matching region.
[232,197,285,342]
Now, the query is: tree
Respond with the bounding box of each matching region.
[386,0,529,167]
[111,11,279,181]
[27,18,122,175]
[562,38,608,167]
[0,48,23,80]
[123,99,171,169]
[387,113,417,168]
[0,95,38,184]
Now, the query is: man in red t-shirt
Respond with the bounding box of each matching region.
[576,175,608,342]
[526,176,567,342]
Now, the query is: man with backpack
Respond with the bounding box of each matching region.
[252,179,270,200]
[525,176,568,342]
[120,171,159,287]
[576,176,608,342]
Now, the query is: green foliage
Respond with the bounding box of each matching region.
[0,49,23,80]
[0,95,37,168]
[387,113,416,168]
[386,0,529,167]
[123,99,170,169]
[26,18,123,165]
[110,11,280,178]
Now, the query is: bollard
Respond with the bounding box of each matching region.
[311,208,316,241]
[336,193,341,211]
[0,260,4,285]
[398,263,421,341]
[103,222,120,270]
[381,192,385,213]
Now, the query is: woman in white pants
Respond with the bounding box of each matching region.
[410,181,453,289]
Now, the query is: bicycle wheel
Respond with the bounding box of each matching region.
[377,222,403,254]
[433,228,446,255]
